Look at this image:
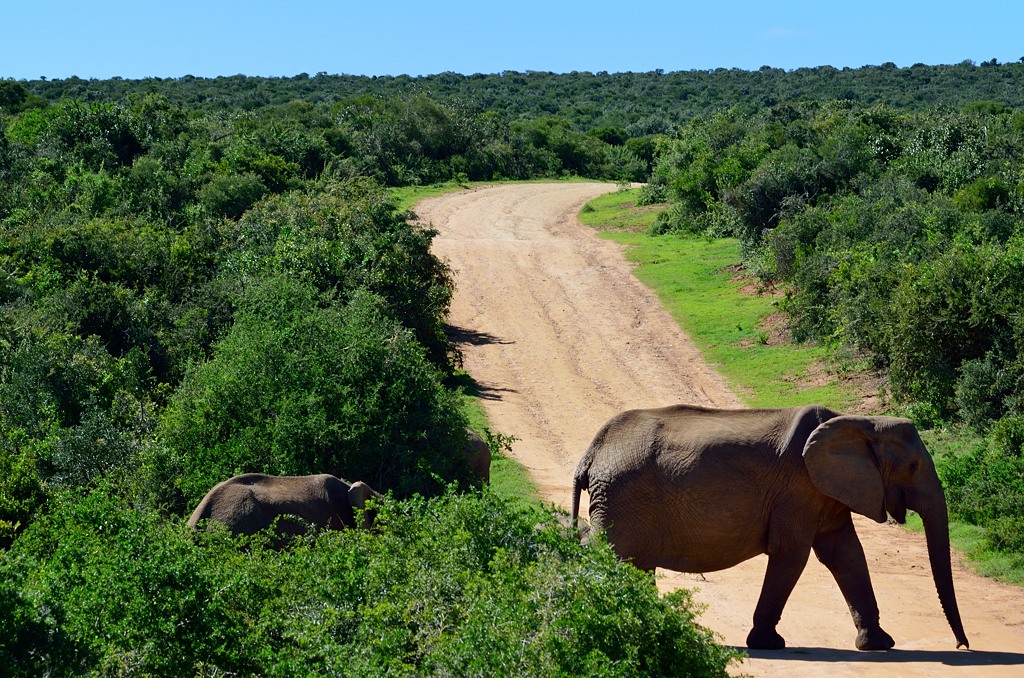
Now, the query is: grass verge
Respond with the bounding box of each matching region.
[580,189,861,410]
[393,176,600,212]
[393,180,472,212]
[904,513,1024,586]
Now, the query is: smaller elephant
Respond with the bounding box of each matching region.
[187,473,381,537]
[463,428,491,483]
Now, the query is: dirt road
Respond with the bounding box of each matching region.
[420,182,1024,677]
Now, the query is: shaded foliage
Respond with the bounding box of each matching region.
[1,486,739,676]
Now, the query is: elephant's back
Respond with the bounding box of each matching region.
[582,409,664,474]
[187,481,264,533]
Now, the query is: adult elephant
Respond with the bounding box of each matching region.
[571,404,969,652]
[187,473,381,537]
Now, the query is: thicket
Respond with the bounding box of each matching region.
[0,80,738,672]
[0,88,646,538]
[17,60,1024,128]
[0,486,738,676]
[647,99,1024,560]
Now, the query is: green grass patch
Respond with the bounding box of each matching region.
[578,188,662,232]
[947,522,1024,585]
[903,512,1024,585]
[392,180,472,212]
[586,189,859,410]
[489,452,542,508]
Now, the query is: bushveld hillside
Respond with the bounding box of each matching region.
[1,61,1023,673]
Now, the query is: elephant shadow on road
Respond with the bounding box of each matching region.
[739,646,1024,670]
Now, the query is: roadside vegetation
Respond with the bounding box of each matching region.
[580,190,857,410]
[0,78,736,675]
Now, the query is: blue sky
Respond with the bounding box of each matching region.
[3,1,1022,80]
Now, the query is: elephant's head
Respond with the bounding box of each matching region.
[347,480,380,530]
[803,415,969,649]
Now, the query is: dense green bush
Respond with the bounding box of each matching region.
[1,485,739,676]
[157,279,469,508]
[199,172,268,218]
[649,98,1024,561]
[1,128,465,536]
[939,418,1024,556]
[224,178,456,369]
[654,101,1024,428]
[0,328,156,515]
[0,443,45,548]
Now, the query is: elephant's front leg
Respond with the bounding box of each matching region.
[812,519,895,651]
[747,545,813,649]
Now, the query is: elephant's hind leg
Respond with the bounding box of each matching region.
[747,544,813,649]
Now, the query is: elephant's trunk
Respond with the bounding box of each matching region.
[918,494,970,649]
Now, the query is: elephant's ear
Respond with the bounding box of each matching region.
[349,481,381,530]
[348,481,377,508]
[803,416,887,523]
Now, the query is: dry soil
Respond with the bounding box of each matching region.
[420,181,1024,677]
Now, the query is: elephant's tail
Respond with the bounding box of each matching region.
[570,453,591,529]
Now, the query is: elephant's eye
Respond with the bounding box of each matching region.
[909,460,920,474]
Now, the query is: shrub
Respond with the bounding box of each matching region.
[1,485,740,676]
[724,143,819,244]
[365,494,738,677]
[886,238,1009,417]
[0,441,45,548]
[952,176,1012,212]
[939,422,1024,556]
[223,179,455,370]
[158,278,469,507]
[955,355,1015,430]
[199,172,268,219]
[4,488,267,675]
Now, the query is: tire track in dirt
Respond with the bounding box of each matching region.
[420,182,1024,677]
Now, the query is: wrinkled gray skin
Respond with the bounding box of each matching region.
[571,404,969,652]
[187,473,381,537]
[464,428,491,483]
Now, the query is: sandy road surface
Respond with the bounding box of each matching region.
[420,182,1024,677]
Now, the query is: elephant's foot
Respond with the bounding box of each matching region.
[746,626,786,650]
[855,626,895,651]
